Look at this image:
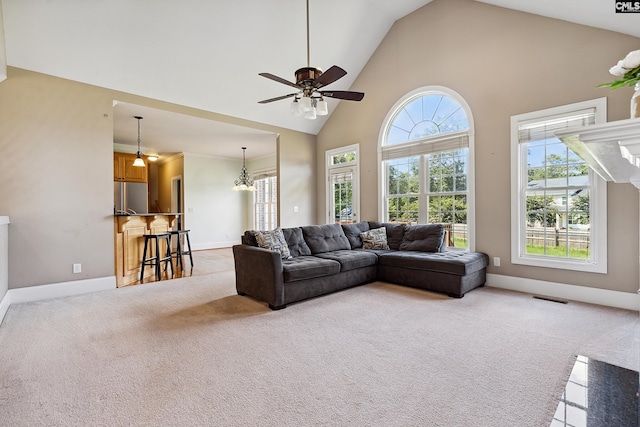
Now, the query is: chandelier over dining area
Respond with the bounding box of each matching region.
[232,147,256,191]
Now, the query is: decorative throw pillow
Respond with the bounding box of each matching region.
[359,227,390,250]
[399,224,445,252]
[254,228,292,259]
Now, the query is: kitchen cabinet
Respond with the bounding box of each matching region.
[113,214,179,287]
[114,152,148,183]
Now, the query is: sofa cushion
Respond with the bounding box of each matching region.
[242,230,258,247]
[399,224,446,252]
[254,228,292,259]
[315,249,379,272]
[341,222,370,249]
[368,222,406,250]
[301,224,351,254]
[282,227,312,257]
[359,227,390,250]
[377,251,489,276]
[282,256,341,282]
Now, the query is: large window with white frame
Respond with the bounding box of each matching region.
[253,171,277,231]
[379,87,475,250]
[326,144,359,224]
[510,98,607,273]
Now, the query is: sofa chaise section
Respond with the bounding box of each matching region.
[376,251,489,298]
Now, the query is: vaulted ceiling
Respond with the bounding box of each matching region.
[2,0,638,158]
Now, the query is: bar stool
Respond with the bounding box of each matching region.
[170,229,194,271]
[140,232,174,282]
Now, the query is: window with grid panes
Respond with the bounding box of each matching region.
[380,88,474,250]
[326,144,359,224]
[510,98,607,273]
[254,174,277,230]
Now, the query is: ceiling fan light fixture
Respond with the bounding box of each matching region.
[300,96,313,112]
[304,107,317,120]
[290,98,302,116]
[316,99,328,116]
[257,0,364,115]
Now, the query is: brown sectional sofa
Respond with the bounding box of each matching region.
[233,221,489,310]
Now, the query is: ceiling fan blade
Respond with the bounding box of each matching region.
[258,93,298,104]
[313,65,347,88]
[320,90,365,101]
[259,73,301,89]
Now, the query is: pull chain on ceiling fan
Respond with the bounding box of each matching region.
[258,0,365,120]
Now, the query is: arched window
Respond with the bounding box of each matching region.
[379,87,475,250]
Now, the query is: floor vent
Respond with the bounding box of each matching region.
[533,295,568,304]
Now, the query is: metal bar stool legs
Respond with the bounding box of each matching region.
[140,233,174,282]
[170,229,194,272]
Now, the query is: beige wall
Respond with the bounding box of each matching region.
[157,155,184,214]
[0,69,114,288]
[0,67,316,290]
[278,133,317,227]
[317,0,640,294]
[183,154,247,248]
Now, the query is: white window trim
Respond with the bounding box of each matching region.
[510,98,607,274]
[252,168,278,230]
[378,86,476,251]
[325,144,360,224]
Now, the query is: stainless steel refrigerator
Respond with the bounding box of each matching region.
[114,182,148,214]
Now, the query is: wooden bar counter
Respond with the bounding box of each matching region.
[114,214,180,287]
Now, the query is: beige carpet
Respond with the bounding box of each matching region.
[0,272,638,426]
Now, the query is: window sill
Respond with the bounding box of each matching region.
[511,254,607,274]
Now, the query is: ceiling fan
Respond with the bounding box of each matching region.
[257,0,365,119]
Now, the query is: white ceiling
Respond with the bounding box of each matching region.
[2,0,638,159]
[112,101,278,161]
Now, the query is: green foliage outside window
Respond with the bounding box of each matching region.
[331,151,356,165]
[569,195,590,225]
[524,144,591,258]
[525,195,557,227]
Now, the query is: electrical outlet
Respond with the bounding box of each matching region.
[493,257,500,267]
[73,263,82,274]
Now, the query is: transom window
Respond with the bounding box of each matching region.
[386,94,470,145]
[380,87,475,250]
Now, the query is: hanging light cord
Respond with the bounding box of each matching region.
[135,115,143,156]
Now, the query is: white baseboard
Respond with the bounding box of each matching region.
[487,273,640,312]
[0,276,116,325]
[0,291,10,326]
[192,240,239,251]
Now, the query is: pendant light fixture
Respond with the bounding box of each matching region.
[132,115,146,167]
[232,147,256,191]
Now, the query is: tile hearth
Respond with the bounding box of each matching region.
[550,355,639,427]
